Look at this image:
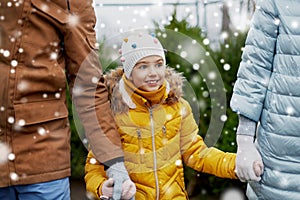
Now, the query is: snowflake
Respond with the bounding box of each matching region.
[72,85,84,96]
[223,63,231,71]
[274,18,280,26]
[0,142,11,164]
[180,51,187,58]
[8,153,15,161]
[18,119,26,126]
[202,91,209,98]
[203,38,210,45]
[291,20,299,29]
[166,114,172,120]
[11,60,18,67]
[91,76,99,84]
[220,187,245,200]
[37,127,47,136]
[17,81,29,92]
[221,31,229,40]
[50,52,58,60]
[208,71,216,80]
[68,14,80,27]
[220,114,228,122]
[3,50,10,57]
[175,159,182,166]
[89,158,97,165]
[192,63,200,70]
[55,92,61,99]
[286,106,294,115]
[7,116,15,124]
[10,172,19,182]
[180,107,187,116]
[54,112,60,117]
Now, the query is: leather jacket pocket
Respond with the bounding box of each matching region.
[31,0,69,24]
[13,100,68,133]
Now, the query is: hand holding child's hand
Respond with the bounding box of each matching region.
[100,178,136,200]
[121,179,136,200]
[101,178,114,199]
[236,135,264,182]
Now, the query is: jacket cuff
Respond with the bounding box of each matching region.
[230,93,263,122]
[103,157,124,170]
[236,115,257,137]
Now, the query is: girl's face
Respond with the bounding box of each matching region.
[129,55,166,92]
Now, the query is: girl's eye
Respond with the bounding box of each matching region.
[139,65,148,69]
[155,63,163,67]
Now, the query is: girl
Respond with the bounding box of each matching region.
[85,33,237,200]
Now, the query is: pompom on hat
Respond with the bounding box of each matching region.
[119,33,166,78]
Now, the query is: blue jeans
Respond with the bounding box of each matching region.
[0,177,70,200]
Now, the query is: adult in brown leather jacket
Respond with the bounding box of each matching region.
[0,0,134,199]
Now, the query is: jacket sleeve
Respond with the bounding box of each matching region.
[62,0,124,163]
[85,151,108,200]
[180,99,237,179]
[230,0,279,121]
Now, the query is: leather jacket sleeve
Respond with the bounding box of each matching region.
[62,0,124,163]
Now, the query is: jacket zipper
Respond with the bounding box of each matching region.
[137,129,144,163]
[149,108,159,200]
[162,126,167,160]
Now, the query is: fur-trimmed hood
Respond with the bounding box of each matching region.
[104,67,185,113]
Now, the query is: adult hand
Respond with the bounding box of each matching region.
[236,135,264,182]
[106,162,136,200]
[121,179,136,200]
[101,178,114,199]
[100,178,135,200]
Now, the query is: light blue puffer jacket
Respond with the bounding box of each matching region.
[230,0,300,199]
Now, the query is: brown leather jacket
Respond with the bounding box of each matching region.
[0,0,123,187]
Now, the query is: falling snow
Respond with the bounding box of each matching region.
[91,76,99,84]
[8,153,15,161]
[10,172,19,182]
[220,114,228,122]
[17,81,29,92]
[89,158,97,165]
[7,116,15,124]
[50,52,58,60]
[18,48,24,53]
[18,119,26,126]
[180,51,187,58]
[220,188,245,200]
[192,63,200,70]
[223,63,231,71]
[203,38,210,45]
[37,127,47,136]
[11,60,18,67]
[166,114,172,121]
[0,142,11,164]
[175,159,182,167]
[55,93,61,99]
[2,50,10,57]
[286,106,294,115]
[0,1,265,198]
[202,91,209,98]
[68,14,80,27]
[208,71,216,80]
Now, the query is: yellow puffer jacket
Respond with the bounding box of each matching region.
[85,67,237,200]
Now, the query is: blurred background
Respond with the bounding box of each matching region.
[70,1,256,199]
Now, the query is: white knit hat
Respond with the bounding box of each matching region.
[119,33,166,78]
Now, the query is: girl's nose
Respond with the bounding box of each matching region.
[148,65,158,75]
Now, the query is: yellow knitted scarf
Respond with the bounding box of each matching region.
[122,75,167,106]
